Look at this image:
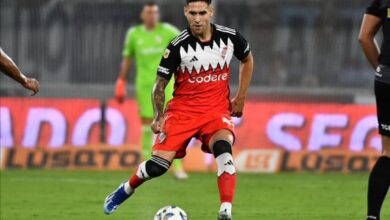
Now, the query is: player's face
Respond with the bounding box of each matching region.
[141,5,160,28]
[184,2,213,36]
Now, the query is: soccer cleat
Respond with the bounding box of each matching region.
[217,210,233,220]
[103,181,133,215]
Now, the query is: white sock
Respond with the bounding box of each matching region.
[123,181,133,195]
[219,202,232,215]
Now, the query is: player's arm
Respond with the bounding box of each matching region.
[231,30,253,117]
[359,14,382,69]
[115,58,132,102]
[118,58,132,80]
[115,28,135,102]
[151,76,169,133]
[150,42,180,133]
[0,48,40,95]
[231,52,254,117]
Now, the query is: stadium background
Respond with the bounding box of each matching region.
[1,0,389,219]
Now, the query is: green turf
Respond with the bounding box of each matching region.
[0,170,389,220]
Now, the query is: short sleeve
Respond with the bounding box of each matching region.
[366,0,384,18]
[122,28,135,58]
[157,43,181,80]
[232,30,251,61]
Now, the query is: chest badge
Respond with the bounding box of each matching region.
[221,46,228,59]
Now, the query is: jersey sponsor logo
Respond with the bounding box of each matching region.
[163,49,171,59]
[188,73,228,84]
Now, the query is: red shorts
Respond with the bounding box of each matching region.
[153,112,235,159]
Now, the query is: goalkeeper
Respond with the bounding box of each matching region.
[115,2,188,179]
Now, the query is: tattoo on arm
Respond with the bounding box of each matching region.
[152,76,169,118]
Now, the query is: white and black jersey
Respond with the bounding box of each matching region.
[157,24,250,116]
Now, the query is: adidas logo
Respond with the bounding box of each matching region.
[190,56,198,62]
[224,160,234,166]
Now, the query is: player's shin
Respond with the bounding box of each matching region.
[367,155,390,220]
[127,155,171,193]
[213,140,236,216]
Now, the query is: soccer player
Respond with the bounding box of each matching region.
[114,2,188,179]
[104,0,253,219]
[359,1,390,219]
[0,48,39,95]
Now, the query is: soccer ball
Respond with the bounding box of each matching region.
[154,205,188,220]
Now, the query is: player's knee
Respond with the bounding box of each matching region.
[212,140,236,176]
[144,156,171,178]
[212,140,232,158]
[382,136,390,157]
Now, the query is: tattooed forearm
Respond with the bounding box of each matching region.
[152,76,169,118]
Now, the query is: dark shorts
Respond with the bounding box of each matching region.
[375,65,390,137]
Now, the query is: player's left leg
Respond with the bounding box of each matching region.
[103,150,176,215]
[209,129,236,220]
[367,78,390,220]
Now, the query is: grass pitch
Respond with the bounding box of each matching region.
[1,170,389,220]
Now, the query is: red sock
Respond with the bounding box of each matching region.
[129,173,145,189]
[218,172,236,203]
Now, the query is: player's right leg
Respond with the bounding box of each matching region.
[103,150,176,215]
[367,136,390,220]
[367,77,390,220]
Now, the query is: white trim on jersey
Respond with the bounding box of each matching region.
[215,24,236,35]
[172,30,189,46]
[158,66,170,75]
[173,33,189,46]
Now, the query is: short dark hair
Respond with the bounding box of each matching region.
[144,1,157,7]
[186,0,212,5]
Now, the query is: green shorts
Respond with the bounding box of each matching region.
[135,80,174,119]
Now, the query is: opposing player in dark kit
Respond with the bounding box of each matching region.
[104,0,253,219]
[359,1,390,219]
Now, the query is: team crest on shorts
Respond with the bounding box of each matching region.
[159,132,167,144]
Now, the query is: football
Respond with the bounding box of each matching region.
[154,205,188,220]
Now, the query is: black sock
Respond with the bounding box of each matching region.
[367,156,390,220]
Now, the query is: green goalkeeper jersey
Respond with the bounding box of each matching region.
[122,22,179,118]
[122,23,179,87]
